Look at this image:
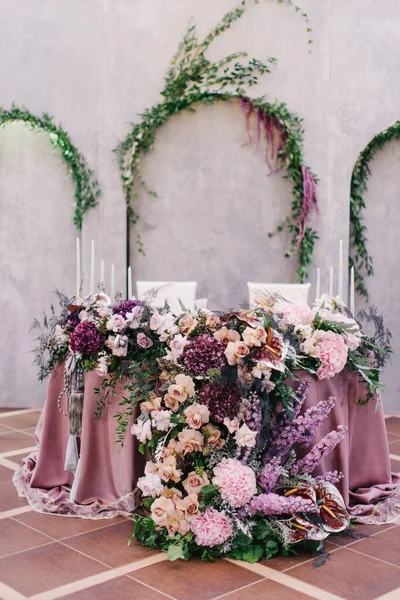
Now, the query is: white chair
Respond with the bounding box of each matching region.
[136,281,197,313]
[247,282,311,307]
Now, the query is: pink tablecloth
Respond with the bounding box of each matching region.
[14,366,400,523]
[14,364,145,519]
[294,370,400,524]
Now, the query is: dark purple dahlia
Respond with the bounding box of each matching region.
[67,310,81,328]
[113,299,143,319]
[198,381,242,423]
[69,322,103,355]
[183,334,225,376]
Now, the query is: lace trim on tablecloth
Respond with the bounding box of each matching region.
[13,452,139,520]
[349,486,400,525]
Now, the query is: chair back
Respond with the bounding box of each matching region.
[136,281,197,312]
[247,282,311,307]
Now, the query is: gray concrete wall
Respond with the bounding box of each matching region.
[0,0,399,412]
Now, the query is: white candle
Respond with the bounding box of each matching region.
[350,266,355,316]
[89,240,95,294]
[316,267,320,300]
[76,237,81,301]
[329,266,334,297]
[128,266,133,299]
[100,259,105,291]
[111,264,115,300]
[338,239,344,301]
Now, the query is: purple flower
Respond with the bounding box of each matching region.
[67,310,81,328]
[183,334,225,375]
[69,322,103,355]
[258,457,282,493]
[113,299,143,319]
[199,381,242,423]
[247,492,319,516]
[291,425,348,476]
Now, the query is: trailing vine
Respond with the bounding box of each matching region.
[350,121,400,299]
[0,105,100,229]
[116,0,318,282]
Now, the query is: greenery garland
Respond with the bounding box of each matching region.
[350,121,400,299]
[116,0,318,282]
[0,105,100,229]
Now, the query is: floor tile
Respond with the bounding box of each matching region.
[0,518,51,558]
[58,575,168,600]
[259,542,338,572]
[288,546,400,600]
[0,431,35,453]
[14,511,127,540]
[349,526,400,566]
[0,542,109,596]
[63,521,155,568]
[329,523,394,547]
[391,458,400,472]
[388,432,400,442]
[0,407,20,413]
[5,450,34,462]
[0,411,41,430]
[130,557,264,600]
[0,480,29,511]
[221,579,313,600]
[0,424,13,435]
[386,418,400,435]
[0,464,14,482]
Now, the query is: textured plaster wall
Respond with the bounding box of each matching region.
[0,0,399,411]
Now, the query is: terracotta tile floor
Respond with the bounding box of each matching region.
[0,409,399,600]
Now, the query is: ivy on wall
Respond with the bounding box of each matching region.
[0,105,100,230]
[350,121,400,299]
[116,0,318,282]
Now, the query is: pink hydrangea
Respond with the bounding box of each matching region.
[212,458,257,508]
[190,508,233,547]
[278,303,313,328]
[302,330,348,380]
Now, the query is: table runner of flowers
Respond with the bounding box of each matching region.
[34,291,391,562]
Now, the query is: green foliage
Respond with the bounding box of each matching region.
[0,104,100,229]
[116,0,317,281]
[350,120,400,298]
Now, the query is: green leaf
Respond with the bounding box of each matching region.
[200,484,218,501]
[167,544,187,561]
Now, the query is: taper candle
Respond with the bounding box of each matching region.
[128,266,133,299]
[316,267,320,300]
[329,266,334,297]
[100,259,105,291]
[76,237,81,301]
[350,266,355,316]
[338,239,344,301]
[90,240,95,294]
[111,264,115,300]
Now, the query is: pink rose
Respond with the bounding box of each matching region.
[176,493,200,521]
[182,471,210,495]
[106,314,126,332]
[179,313,198,335]
[167,384,187,403]
[224,341,250,366]
[175,374,195,397]
[202,424,225,448]
[242,326,267,347]
[137,332,153,348]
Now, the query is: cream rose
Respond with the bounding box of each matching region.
[223,417,240,434]
[158,456,182,484]
[182,471,210,495]
[176,493,200,521]
[179,313,198,335]
[178,428,204,454]
[206,314,221,331]
[175,374,195,397]
[167,384,187,403]
[150,496,175,526]
[140,396,162,414]
[161,486,182,505]
[214,326,241,346]
[224,341,250,366]
[235,423,257,448]
[202,424,225,448]
[166,510,190,536]
[184,403,210,429]
[242,325,267,347]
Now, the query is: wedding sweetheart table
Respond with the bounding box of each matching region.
[12,292,400,562]
[14,366,400,524]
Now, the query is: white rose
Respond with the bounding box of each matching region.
[137,473,163,498]
[131,419,152,443]
[235,423,257,448]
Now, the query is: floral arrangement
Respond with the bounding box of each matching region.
[32,289,391,562]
